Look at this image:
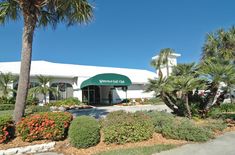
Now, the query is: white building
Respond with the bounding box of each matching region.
[0,60,158,105]
[152,53,181,77]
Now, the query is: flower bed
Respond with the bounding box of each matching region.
[0,115,14,144]
[17,112,73,142]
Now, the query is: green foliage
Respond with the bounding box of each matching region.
[26,96,39,105]
[17,112,73,142]
[50,97,82,107]
[0,114,14,143]
[208,104,235,118]
[145,111,213,142]
[0,96,15,104]
[96,144,176,155]
[144,98,163,105]
[0,104,14,111]
[68,116,100,148]
[0,72,16,97]
[161,120,213,142]
[29,106,51,114]
[102,111,154,144]
[199,119,227,132]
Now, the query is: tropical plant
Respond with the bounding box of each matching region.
[151,48,174,77]
[0,0,93,123]
[29,75,56,104]
[202,26,235,63]
[0,72,16,97]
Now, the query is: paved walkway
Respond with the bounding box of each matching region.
[154,131,235,155]
[68,104,171,119]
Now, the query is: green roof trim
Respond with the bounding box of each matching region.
[80,73,132,89]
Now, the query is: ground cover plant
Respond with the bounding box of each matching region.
[69,116,100,148]
[17,112,73,142]
[102,111,154,144]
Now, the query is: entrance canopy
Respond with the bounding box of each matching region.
[80,73,132,89]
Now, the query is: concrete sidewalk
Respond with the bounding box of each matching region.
[154,132,235,155]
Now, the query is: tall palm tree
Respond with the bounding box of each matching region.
[0,0,93,123]
[29,75,56,104]
[202,26,235,63]
[171,63,198,77]
[151,48,174,78]
[0,72,17,97]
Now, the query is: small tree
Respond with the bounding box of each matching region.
[151,48,174,77]
[29,75,56,104]
[0,72,17,97]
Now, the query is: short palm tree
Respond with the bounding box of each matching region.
[171,63,198,77]
[0,72,17,97]
[0,0,93,122]
[151,48,174,78]
[30,75,56,104]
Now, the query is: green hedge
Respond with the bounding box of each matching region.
[0,115,14,143]
[102,111,154,144]
[0,104,15,111]
[208,103,235,118]
[68,116,100,148]
[17,112,73,142]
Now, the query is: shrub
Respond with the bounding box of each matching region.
[208,104,235,118]
[50,97,82,107]
[144,98,163,105]
[199,119,227,132]
[31,106,50,113]
[0,115,14,143]
[0,97,15,104]
[0,104,15,111]
[26,96,39,105]
[68,116,100,148]
[17,112,73,142]
[161,120,213,142]
[145,111,213,142]
[219,104,235,112]
[102,111,154,144]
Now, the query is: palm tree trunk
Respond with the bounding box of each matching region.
[166,57,169,77]
[14,13,36,123]
[184,94,191,118]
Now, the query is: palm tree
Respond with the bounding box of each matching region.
[29,75,56,104]
[171,63,198,77]
[199,58,235,108]
[0,72,17,97]
[202,27,235,63]
[0,0,93,123]
[151,48,174,78]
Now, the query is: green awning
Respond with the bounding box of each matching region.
[80,73,132,89]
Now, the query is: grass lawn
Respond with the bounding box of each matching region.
[95,144,176,155]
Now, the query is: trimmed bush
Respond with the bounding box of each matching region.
[208,104,235,118]
[50,97,82,107]
[199,119,227,132]
[102,111,154,144]
[161,120,213,142]
[68,116,100,148]
[17,112,73,142]
[0,104,15,111]
[31,106,50,113]
[0,115,14,143]
[146,111,213,142]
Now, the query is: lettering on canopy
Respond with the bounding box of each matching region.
[99,79,125,84]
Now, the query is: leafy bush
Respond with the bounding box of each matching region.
[68,116,100,148]
[17,112,73,142]
[199,119,227,132]
[102,111,154,144]
[0,115,14,143]
[0,104,15,111]
[144,98,163,105]
[26,106,51,115]
[161,120,213,142]
[145,111,213,142]
[26,96,39,105]
[208,103,235,118]
[0,97,15,104]
[50,97,82,107]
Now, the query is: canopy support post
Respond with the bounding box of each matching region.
[88,86,90,104]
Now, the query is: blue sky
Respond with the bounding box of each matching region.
[1,0,235,71]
